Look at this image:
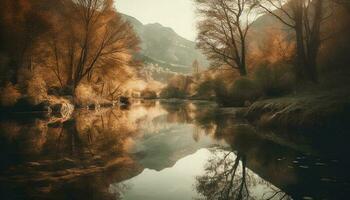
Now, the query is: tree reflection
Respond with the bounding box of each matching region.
[159,100,301,200]
[195,150,250,200]
[0,106,153,199]
[195,148,291,200]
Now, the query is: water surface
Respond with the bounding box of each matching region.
[0,100,349,200]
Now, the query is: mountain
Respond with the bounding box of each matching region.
[122,14,208,74]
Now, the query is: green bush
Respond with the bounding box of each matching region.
[160,86,187,99]
[254,64,295,97]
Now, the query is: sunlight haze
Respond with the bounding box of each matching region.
[115,0,197,41]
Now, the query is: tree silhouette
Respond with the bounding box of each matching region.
[195,0,258,76]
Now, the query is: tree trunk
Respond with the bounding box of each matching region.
[305,0,323,83]
[240,39,248,76]
[306,57,318,83]
[239,66,247,76]
[294,1,308,82]
[295,28,307,81]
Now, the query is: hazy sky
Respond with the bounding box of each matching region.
[115,0,197,41]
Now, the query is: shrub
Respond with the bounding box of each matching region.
[141,90,157,99]
[229,78,262,106]
[196,80,213,96]
[195,79,217,99]
[214,78,262,107]
[160,86,187,99]
[212,79,230,105]
[254,64,295,97]
[0,83,22,107]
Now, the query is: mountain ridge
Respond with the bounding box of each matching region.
[121,13,208,74]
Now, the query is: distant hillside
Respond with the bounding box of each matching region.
[122,14,208,74]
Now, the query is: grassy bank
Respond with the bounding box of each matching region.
[237,88,350,132]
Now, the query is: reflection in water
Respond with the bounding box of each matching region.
[111,149,211,200]
[0,107,145,200]
[195,149,290,200]
[0,100,349,200]
[196,150,250,200]
[110,148,290,200]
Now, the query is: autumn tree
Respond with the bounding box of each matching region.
[257,0,333,82]
[68,0,138,91]
[250,29,295,66]
[195,0,258,76]
[43,0,139,95]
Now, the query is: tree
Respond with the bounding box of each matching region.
[195,0,258,76]
[257,0,332,82]
[44,0,139,94]
[69,0,139,91]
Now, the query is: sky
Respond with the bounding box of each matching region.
[115,0,197,41]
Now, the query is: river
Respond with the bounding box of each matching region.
[0,100,349,200]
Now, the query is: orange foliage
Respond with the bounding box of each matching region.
[249,29,295,68]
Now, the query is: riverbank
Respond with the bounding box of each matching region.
[0,94,130,119]
[236,88,350,133]
[0,95,74,117]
